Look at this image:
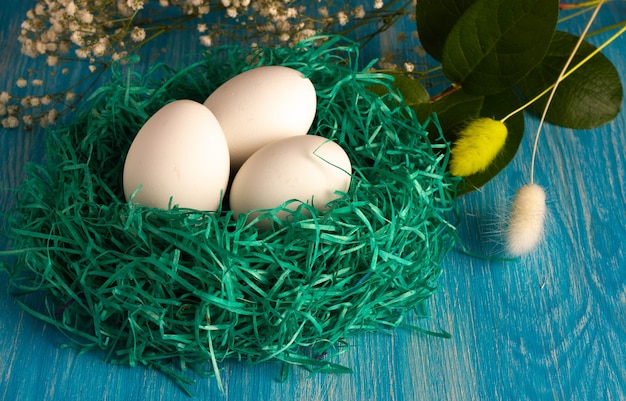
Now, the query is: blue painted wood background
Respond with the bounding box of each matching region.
[1,1,625,400]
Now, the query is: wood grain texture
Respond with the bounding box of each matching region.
[1,2,625,400]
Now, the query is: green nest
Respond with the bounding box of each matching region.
[2,36,460,393]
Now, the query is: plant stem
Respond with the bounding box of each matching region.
[429,84,461,103]
[500,23,626,125]
[528,0,605,184]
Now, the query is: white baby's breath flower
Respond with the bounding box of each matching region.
[226,7,238,18]
[70,31,84,46]
[89,65,97,73]
[66,1,77,16]
[286,7,297,19]
[32,79,44,87]
[75,48,90,58]
[41,95,52,105]
[374,0,384,9]
[353,5,365,19]
[78,10,94,24]
[199,35,212,47]
[39,114,50,127]
[22,114,34,126]
[35,3,45,15]
[197,23,207,33]
[159,0,169,6]
[221,0,231,7]
[35,40,47,54]
[66,92,76,102]
[92,38,108,56]
[126,0,145,11]
[131,26,146,42]
[404,62,415,72]
[16,78,28,88]
[337,11,348,26]
[30,97,41,107]
[47,109,59,124]
[0,91,10,104]
[2,116,19,129]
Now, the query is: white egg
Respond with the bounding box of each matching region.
[123,99,230,211]
[204,65,317,169]
[229,135,352,229]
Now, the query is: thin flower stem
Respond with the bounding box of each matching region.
[529,0,605,184]
[500,21,626,125]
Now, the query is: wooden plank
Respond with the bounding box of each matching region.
[1,2,624,400]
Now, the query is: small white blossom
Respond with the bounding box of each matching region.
[66,1,77,16]
[199,35,212,47]
[92,38,108,56]
[0,91,10,104]
[337,11,348,26]
[353,5,365,19]
[35,3,45,15]
[16,78,28,88]
[404,62,415,72]
[286,7,297,19]
[2,116,19,129]
[226,7,238,18]
[22,114,34,126]
[75,48,90,58]
[89,65,97,73]
[70,31,84,46]
[47,109,59,124]
[130,26,146,42]
[66,92,76,102]
[126,0,145,11]
[197,23,208,33]
[78,10,94,24]
[31,79,44,87]
[374,0,384,9]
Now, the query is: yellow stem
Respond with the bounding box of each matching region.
[501,23,626,124]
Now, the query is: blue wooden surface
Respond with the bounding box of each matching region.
[1,2,625,400]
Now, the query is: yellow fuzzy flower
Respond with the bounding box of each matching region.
[449,117,508,177]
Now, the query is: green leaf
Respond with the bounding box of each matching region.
[442,0,559,95]
[414,88,525,194]
[415,0,478,61]
[517,31,623,129]
[389,74,431,107]
[369,73,430,107]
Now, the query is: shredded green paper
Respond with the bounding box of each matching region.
[2,36,460,394]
